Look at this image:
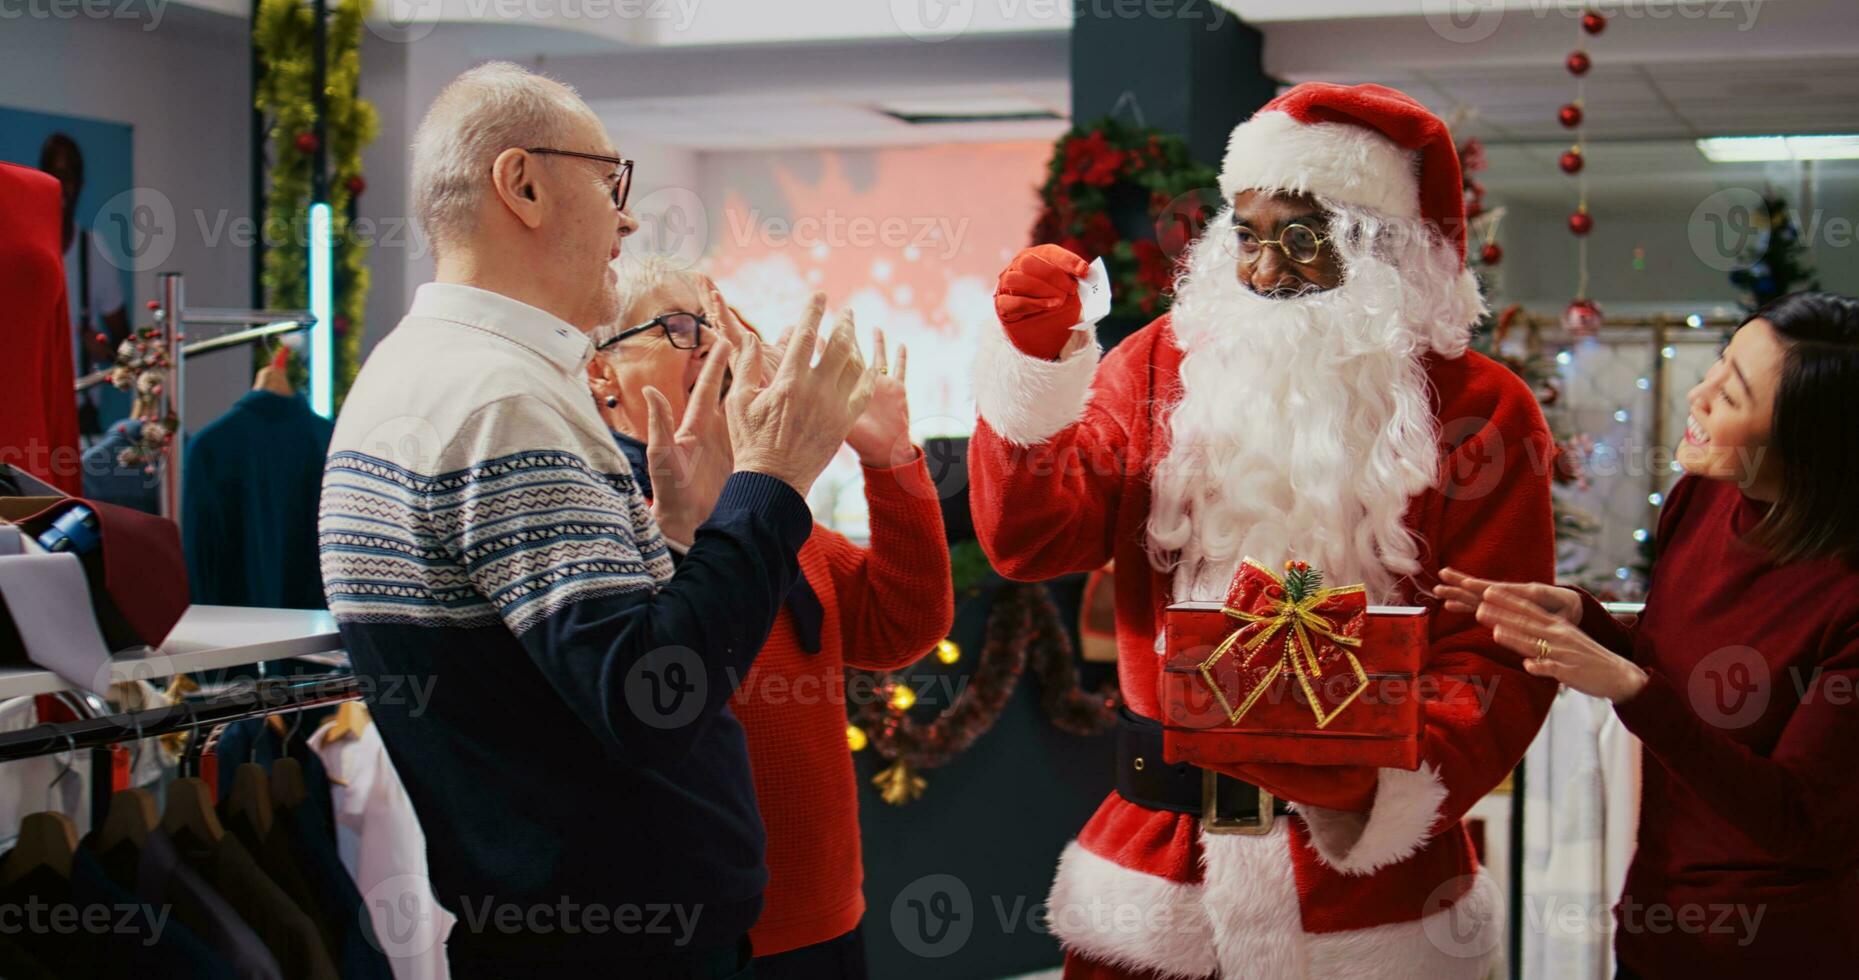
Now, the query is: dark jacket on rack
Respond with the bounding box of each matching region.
[183,390,334,609]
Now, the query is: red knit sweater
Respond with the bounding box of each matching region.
[1579,475,1859,977]
[729,452,952,956]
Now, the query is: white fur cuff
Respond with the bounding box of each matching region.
[1296,763,1449,876]
[971,321,1100,446]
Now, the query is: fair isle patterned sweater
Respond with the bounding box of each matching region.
[318,283,813,966]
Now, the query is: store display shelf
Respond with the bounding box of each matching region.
[0,604,344,701]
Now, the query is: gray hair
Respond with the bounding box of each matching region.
[410,61,595,255]
[592,253,701,350]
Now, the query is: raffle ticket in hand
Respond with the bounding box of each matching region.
[1075,257,1111,329]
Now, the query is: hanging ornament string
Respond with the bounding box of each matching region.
[1562,8,1606,338]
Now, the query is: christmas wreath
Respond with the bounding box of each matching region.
[853,580,1122,805]
[1030,118,1219,319]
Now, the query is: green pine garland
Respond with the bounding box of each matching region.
[253,0,378,410]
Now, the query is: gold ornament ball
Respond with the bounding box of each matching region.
[935,639,961,665]
[889,685,918,711]
[846,725,868,752]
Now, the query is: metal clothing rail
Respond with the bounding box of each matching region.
[0,673,357,765]
[65,273,317,525]
[71,319,312,394]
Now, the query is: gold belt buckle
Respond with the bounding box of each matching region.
[1201,769,1275,836]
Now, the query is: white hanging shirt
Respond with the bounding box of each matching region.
[310,719,455,980]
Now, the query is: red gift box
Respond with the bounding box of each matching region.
[1160,559,1429,770]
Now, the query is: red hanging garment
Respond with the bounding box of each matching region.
[0,162,82,494]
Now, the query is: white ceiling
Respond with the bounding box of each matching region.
[195,0,1845,154]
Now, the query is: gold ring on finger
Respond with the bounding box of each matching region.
[1534,637,1551,662]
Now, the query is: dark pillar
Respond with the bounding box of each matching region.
[1069,0,1279,169]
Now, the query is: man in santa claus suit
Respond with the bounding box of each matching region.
[969,83,1558,979]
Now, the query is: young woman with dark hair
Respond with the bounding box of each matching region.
[1435,291,1859,978]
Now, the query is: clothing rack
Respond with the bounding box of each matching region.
[67,272,316,526]
[1507,599,1645,980]
[0,672,359,829]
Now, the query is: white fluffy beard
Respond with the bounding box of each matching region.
[1146,204,1481,603]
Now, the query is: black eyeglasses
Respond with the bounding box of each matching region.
[525,147,634,211]
[598,311,709,352]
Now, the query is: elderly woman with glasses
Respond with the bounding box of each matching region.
[586,255,954,979]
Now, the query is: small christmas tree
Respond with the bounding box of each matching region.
[1729,193,1820,312]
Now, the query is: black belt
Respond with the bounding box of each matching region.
[1115,708,1289,836]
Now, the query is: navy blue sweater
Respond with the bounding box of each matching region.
[184,390,334,609]
[319,283,813,969]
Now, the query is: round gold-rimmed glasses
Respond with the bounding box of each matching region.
[1234,222,1329,265]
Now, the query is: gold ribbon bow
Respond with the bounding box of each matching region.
[1198,558,1370,729]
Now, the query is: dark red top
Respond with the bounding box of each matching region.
[0,162,81,493]
[1580,475,1859,977]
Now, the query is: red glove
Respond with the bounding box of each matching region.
[994,244,1091,360]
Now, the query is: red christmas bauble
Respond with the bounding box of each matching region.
[1559,150,1585,174]
[294,132,320,154]
[1581,10,1607,34]
[1566,51,1592,76]
[1480,242,1504,265]
[1563,298,1604,338]
[1568,210,1594,236]
[145,299,160,311]
[345,174,366,196]
[1558,103,1584,128]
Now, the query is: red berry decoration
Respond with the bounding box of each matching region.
[1566,51,1591,76]
[145,299,160,311]
[1568,210,1594,236]
[1581,10,1606,35]
[1558,103,1584,128]
[345,174,367,196]
[1559,150,1585,174]
[1480,242,1503,266]
[294,132,319,154]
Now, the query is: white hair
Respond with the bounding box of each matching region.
[591,253,702,351]
[1145,201,1482,603]
[410,61,595,255]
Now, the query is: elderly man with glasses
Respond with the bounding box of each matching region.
[319,62,873,979]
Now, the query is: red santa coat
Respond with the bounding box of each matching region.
[968,314,1558,979]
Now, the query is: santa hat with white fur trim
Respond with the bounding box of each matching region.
[1220,82,1469,262]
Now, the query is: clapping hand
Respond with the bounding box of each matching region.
[845,328,914,469]
[642,315,735,548]
[725,293,877,498]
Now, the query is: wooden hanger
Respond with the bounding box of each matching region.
[96,788,159,854]
[161,777,224,847]
[254,344,294,396]
[226,763,274,840]
[2,735,81,883]
[270,758,308,811]
[323,701,371,743]
[0,812,77,884]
